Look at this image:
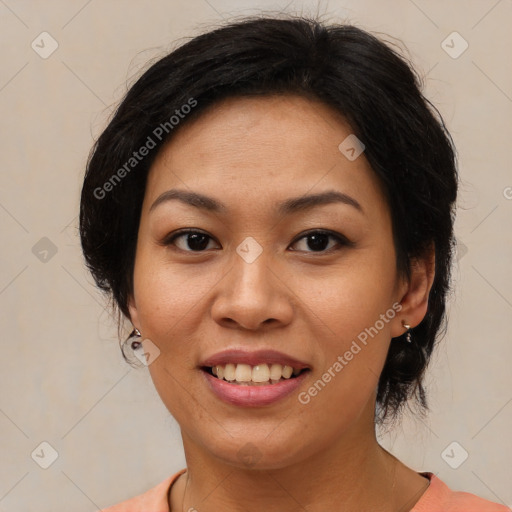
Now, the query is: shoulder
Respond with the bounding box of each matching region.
[412,472,511,512]
[100,469,186,512]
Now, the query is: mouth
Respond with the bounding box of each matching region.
[199,349,311,405]
[202,363,310,386]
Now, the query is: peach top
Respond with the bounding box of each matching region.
[101,469,510,511]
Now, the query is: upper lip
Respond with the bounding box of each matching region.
[200,349,310,370]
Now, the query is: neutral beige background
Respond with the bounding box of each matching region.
[0,0,510,510]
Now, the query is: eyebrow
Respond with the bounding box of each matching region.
[149,188,364,216]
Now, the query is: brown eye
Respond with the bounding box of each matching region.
[164,230,218,252]
[290,230,353,253]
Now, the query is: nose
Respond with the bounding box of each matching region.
[210,248,294,331]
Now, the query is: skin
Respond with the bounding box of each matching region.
[128,94,435,512]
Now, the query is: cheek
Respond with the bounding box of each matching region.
[295,249,397,392]
[132,249,213,341]
[296,254,397,339]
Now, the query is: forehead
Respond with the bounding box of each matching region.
[143,94,388,220]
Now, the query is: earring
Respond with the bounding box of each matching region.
[125,328,142,350]
[401,320,412,343]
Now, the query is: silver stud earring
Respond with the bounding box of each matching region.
[401,321,412,343]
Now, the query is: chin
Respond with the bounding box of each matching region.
[197,428,318,472]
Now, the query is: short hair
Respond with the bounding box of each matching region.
[79,14,458,425]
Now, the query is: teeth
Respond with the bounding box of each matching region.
[235,364,252,382]
[252,364,270,382]
[224,363,236,381]
[210,363,303,385]
[282,365,293,379]
[269,364,283,381]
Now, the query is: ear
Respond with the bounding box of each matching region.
[391,243,436,339]
[127,293,141,332]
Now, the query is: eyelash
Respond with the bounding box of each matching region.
[161,229,354,254]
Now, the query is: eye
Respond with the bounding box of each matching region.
[163,229,219,252]
[289,230,352,253]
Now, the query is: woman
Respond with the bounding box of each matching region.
[79,15,509,512]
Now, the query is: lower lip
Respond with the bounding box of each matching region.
[201,369,309,407]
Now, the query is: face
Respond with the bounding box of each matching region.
[128,94,414,469]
